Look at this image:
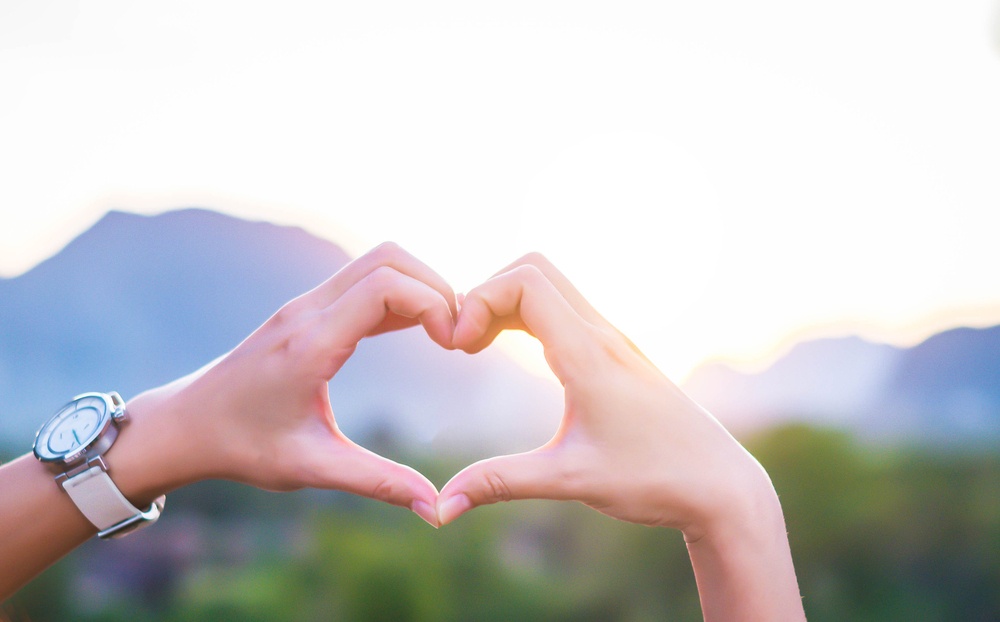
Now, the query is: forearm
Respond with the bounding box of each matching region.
[0,384,201,601]
[1,245,454,601]
[0,454,94,600]
[685,478,805,622]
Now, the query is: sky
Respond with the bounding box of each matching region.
[2,1,1000,381]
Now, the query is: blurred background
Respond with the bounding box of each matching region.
[2,1,999,620]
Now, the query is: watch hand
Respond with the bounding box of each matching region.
[72,430,82,447]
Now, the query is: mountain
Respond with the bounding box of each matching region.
[875,326,1000,438]
[9,208,994,453]
[0,209,562,455]
[682,327,1000,443]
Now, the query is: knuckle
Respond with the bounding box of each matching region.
[483,470,513,503]
[596,325,636,366]
[363,264,401,290]
[263,306,327,364]
[267,300,301,328]
[462,288,487,309]
[261,302,313,354]
[516,251,552,270]
[509,263,546,286]
[369,241,406,263]
[556,456,589,499]
[371,478,398,504]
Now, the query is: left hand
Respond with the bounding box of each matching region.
[122,242,456,526]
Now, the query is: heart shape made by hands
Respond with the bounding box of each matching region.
[132,244,741,537]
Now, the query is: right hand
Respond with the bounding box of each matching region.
[437,253,775,541]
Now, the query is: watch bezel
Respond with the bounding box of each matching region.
[33,392,122,464]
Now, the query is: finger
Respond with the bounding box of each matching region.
[322,442,442,527]
[304,242,458,318]
[493,253,654,365]
[436,449,569,525]
[316,266,456,351]
[491,252,609,329]
[454,265,593,374]
[450,308,533,354]
[363,312,422,337]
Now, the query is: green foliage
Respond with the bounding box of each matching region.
[748,425,1000,621]
[5,427,999,621]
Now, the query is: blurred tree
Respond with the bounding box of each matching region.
[4,427,998,621]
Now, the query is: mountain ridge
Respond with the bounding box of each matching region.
[682,324,1000,442]
[4,208,996,450]
[0,209,562,455]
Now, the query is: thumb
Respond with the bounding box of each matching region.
[317,442,442,528]
[437,449,564,525]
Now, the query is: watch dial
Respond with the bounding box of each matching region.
[35,394,110,460]
[47,404,102,453]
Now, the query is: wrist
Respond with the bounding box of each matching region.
[103,382,210,508]
[683,456,780,545]
[683,464,805,621]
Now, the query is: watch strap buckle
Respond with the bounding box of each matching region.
[61,464,165,538]
[97,495,167,539]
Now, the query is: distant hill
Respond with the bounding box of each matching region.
[0,209,561,456]
[876,326,1000,438]
[682,327,1000,443]
[7,208,995,453]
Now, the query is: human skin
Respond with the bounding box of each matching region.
[437,253,806,621]
[0,243,455,600]
[0,245,805,620]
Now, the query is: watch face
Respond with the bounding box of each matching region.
[33,393,114,462]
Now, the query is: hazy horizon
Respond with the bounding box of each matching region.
[4,2,1000,380]
[7,205,1000,384]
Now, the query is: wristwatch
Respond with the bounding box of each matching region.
[32,391,166,539]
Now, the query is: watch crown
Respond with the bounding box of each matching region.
[109,392,127,424]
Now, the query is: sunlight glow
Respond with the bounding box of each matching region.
[3,1,1000,380]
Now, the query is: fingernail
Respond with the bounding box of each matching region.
[437,494,473,526]
[411,500,440,528]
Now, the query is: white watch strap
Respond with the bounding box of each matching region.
[62,465,146,529]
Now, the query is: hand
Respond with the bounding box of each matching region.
[436,254,804,620]
[0,242,460,601]
[122,243,456,526]
[437,253,768,535]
